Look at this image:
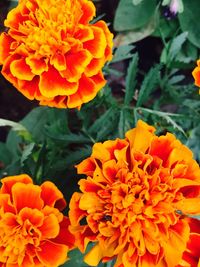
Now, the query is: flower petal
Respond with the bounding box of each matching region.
[36,240,68,266]
[12,183,43,212]
[39,66,78,97]
[10,58,35,81]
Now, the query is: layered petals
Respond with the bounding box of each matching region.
[0,0,113,108]
[69,120,200,267]
[0,174,74,267]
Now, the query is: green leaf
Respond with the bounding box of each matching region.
[186,126,200,161]
[88,107,118,138]
[136,64,161,107]
[45,131,91,144]
[20,143,35,166]
[118,109,133,138]
[0,142,12,170]
[136,108,186,136]
[168,75,185,85]
[114,0,157,31]
[178,0,200,48]
[53,146,92,171]
[0,118,27,132]
[168,32,188,61]
[21,107,50,142]
[132,0,144,5]
[114,9,158,45]
[111,44,135,63]
[125,53,139,105]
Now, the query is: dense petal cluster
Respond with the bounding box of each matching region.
[69,120,200,267]
[192,60,200,89]
[0,0,113,108]
[0,174,74,266]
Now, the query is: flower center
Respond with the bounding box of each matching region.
[16,0,82,57]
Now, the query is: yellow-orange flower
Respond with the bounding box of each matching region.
[0,174,74,266]
[69,120,200,267]
[192,60,200,88]
[0,0,113,108]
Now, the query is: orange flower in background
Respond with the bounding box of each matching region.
[0,174,74,266]
[69,120,200,267]
[0,0,113,108]
[192,60,200,88]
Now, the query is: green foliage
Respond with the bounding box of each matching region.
[178,0,200,48]
[114,0,157,31]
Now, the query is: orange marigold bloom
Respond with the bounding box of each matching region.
[0,0,113,108]
[0,174,74,266]
[69,120,200,267]
[192,60,200,89]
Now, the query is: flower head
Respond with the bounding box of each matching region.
[0,174,74,266]
[192,60,200,89]
[0,0,113,108]
[69,120,200,267]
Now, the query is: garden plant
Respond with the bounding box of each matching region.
[0,0,200,266]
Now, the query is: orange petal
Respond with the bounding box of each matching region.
[102,159,118,182]
[94,20,113,61]
[1,174,32,195]
[78,75,97,103]
[50,53,66,72]
[0,33,13,64]
[85,57,105,77]
[76,157,96,176]
[40,181,66,211]
[174,198,200,214]
[84,26,107,58]
[12,183,43,212]
[74,25,94,42]
[26,57,48,75]
[162,220,190,266]
[79,0,96,24]
[10,58,35,81]
[36,240,68,266]
[63,50,92,83]
[69,192,87,225]
[39,214,60,239]
[84,243,103,266]
[90,71,106,92]
[126,120,155,153]
[67,91,83,108]
[17,76,41,100]
[79,178,104,193]
[0,194,15,213]
[52,217,75,249]
[18,207,44,226]
[79,192,103,213]
[39,65,78,97]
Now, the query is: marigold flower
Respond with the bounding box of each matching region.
[0,0,113,108]
[192,60,200,89]
[0,174,74,266]
[69,120,200,267]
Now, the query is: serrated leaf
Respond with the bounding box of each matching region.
[111,44,135,63]
[118,109,133,138]
[20,143,35,166]
[125,53,139,105]
[136,64,161,107]
[137,108,186,136]
[45,130,91,144]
